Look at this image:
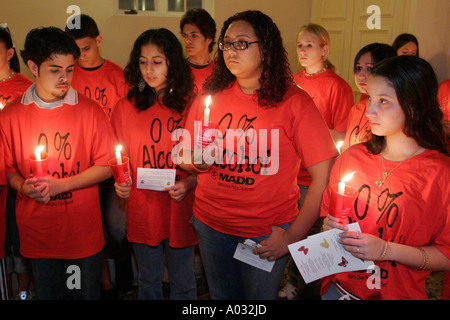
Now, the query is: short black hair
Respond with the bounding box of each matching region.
[180,8,216,53]
[65,14,100,40]
[20,26,80,67]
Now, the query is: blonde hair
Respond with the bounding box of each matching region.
[298,23,335,71]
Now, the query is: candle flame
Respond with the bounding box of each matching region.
[0,102,4,110]
[35,145,45,153]
[205,95,211,108]
[116,145,122,153]
[341,171,355,183]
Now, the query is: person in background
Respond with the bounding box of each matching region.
[0,24,34,300]
[392,33,419,56]
[178,10,338,300]
[279,23,353,300]
[438,78,450,300]
[321,55,449,300]
[342,43,396,152]
[0,26,115,300]
[65,14,134,300]
[0,129,6,299]
[111,28,198,300]
[180,8,216,93]
[438,79,449,121]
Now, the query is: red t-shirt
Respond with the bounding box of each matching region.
[0,87,115,259]
[71,59,128,118]
[0,72,33,259]
[110,97,197,248]
[190,62,214,94]
[342,98,371,152]
[294,69,354,186]
[438,79,449,120]
[0,73,33,107]
[320,144,450,299]
[0,138,5,259]
[183,81,338,237]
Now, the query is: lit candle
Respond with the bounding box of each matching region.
[203,95,211,127]
[338,171,355,195]
[336,141,344,154]
[115,145,123,165]
[35,146,45,161]
[0,102,4,110]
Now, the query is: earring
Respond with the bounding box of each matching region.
[138,79,146,92]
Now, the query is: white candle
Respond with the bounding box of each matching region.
[338,171,355,195]
[336,141,344,154]
[115,145,123,165]
[203,95,211,127]
[35,146,44,161]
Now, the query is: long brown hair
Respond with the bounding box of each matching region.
[364,55,448,155]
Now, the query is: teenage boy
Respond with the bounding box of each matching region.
[0,27,115,300]
[65,14,127,118]
[180,8,216,92]
[65,14,133,299]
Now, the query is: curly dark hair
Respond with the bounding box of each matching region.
[124,28,194,114]
[203,10,293,107]
[364,55,448,155]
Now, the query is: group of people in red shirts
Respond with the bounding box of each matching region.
[0,8,448,301]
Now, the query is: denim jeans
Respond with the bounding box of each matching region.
[29,251,103,300]
[133,240,197,300]
[193,217,291,300]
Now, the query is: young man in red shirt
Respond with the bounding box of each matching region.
[0,26,115,300]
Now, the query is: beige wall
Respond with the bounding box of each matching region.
[411,0,449,83]
[0,0,312,80]
[0,0,448,83]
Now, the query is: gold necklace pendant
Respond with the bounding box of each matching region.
[375,171,389,188]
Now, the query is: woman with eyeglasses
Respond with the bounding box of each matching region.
[178,10,338,300]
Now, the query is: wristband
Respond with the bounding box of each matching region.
[416,247,428,270]
[192,162,210,173]
[377,241,389,261]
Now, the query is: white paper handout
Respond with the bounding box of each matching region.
[233,239,275,273]
[288,222,374,284]
[136,168,176,191]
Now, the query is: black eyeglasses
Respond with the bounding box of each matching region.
[218,40,260,51]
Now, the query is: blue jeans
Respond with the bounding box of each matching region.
[193,217,291,300]
[133,240,196,300]
[29,251,103,300]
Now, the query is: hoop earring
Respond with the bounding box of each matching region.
[138,79,146,92]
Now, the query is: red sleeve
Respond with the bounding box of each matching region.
[329,78,354,132]
[288,88,339,168]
